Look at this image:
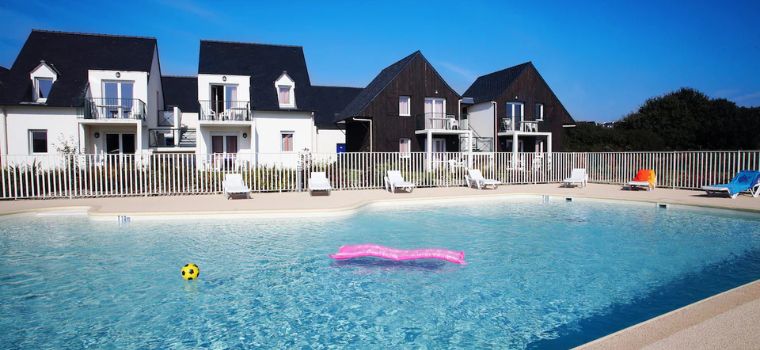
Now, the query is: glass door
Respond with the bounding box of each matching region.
[507,102,523,131]
[104,82,134,118]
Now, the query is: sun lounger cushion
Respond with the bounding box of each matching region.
[702,170,760,199]
[628,169,656,190]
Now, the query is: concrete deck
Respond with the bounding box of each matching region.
[1,183,759,349]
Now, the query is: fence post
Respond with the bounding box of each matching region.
[671,151,676,189]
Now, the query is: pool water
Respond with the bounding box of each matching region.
[1,197,759,349]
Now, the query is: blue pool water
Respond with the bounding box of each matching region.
[1,197,760,349]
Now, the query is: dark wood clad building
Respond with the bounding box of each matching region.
[463,62,575,153]
[333,51,461,152]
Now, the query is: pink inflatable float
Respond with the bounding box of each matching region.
[329,244,466,265]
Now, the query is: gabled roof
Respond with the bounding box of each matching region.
[311,85,363,129]
[162,76,199,113]
[0,66,8,95]
[0,30,157,107]
[462,62,531,104]
[198,40,313,111]
[332,51,420,123]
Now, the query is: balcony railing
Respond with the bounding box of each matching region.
[499,118,539,132]
[415,113,468,131]
[199,100,250,121]
[83,98,146,120]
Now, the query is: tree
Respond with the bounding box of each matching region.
[566,88,760,151]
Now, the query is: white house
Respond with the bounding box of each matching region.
[0,31,377,170]
[0,30,164,167]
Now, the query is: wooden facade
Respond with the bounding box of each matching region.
[493,64,574,152]
[345,54,460,152]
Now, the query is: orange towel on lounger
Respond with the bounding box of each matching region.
[631,169,656,188]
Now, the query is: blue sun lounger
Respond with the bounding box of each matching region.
[702,170,760,199]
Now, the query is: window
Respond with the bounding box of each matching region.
[35,78,53,102]
[399,96,410,116]
[536,103,544,121]
[275,72,296,108]
[212,135,238,154]
[281,132,294,152]
[506,102,524,130]
[424,98,445,118]
[399,138,411,157]
[104,81,135,118]
[279,86,291,105]
[105,133,136,154]
[29,130,48,154]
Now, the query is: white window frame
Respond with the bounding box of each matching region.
[29,61,58,103]
[424,98,446,118]
[536,103,544,121]
[281,131,295,152]
[399,138,411,157]
[507,102,524,129]
[399,96,411,116]
[104,132,137,155]
[210,133,239,154]
[34,78,54,103]
[275,72,296,109]
[29,130,48,154]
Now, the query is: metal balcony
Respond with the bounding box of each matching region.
[83,98,146,120]
[499,118,539,132]
[199,100,250,121]
[415,113,469,131]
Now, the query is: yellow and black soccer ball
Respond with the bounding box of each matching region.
[181,263,200,280]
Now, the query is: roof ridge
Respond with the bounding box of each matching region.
[31,29,156,40]
[161,75,197,79]
[478,61,531,79]
[312,84,363,89]
[200,39,303,49]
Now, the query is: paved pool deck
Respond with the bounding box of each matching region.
[1,183,759,349]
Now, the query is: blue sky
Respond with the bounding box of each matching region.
[1,0,758,122]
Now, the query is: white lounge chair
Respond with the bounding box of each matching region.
[465,169,501,190]
[702,170,760,199]
[308,172,332,196]
[384,170,416,193]
[563,168,588,188]
[222,173,251,199]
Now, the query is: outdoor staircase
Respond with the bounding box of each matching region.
[178,127,196,148]
[460,127,493,152]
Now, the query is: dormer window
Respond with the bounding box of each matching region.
[274,71,296,109]
[30,60,58,103]
[278,86,291,105]
[35,78,53,102]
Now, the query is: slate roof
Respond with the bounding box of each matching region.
[463,61,574,124]
[0,30,157,107]
[0,66,8,85]
[310,85,363,129]
[332,51,420,123]
[162,76,198,113]
[198,40,314,111]
[462,62,531,104]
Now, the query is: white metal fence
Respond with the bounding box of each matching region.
[1,151,759,199]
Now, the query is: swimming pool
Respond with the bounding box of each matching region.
[1,197,759,349]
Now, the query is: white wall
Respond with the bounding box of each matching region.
[198,125,253,154]
[254,111,313,154]
[88,70,149,103]
[146,46,164,129]
[3,106,80,161]
[315,129,345,154]
[197,74,250,102]
[468,102,495,139]
[180,112,200,129]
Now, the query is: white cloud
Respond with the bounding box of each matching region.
[732,91,760,102]
[436,61,478,83]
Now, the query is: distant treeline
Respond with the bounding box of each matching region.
[564,88,760,151]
